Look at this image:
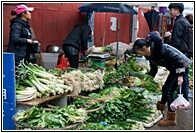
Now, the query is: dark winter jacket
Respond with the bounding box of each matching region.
[7,17,32,66]
[163,38,173,46]
[171,14,190,54]
[62,24,91,53]
[145,39,191,78]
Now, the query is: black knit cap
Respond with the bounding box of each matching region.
[168,3,184,13]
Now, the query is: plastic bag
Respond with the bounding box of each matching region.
[170,94,190,111]
[108,41,132,61]
[56,54,70,70]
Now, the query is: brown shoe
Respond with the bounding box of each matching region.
[158,111,176,126]
[156,101,165,113]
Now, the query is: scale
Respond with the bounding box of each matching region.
[87,52,111,59]
[85,53,114,67]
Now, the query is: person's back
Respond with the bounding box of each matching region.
[63,24,91,51]
[62,24,92,68]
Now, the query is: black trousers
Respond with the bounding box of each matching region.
[63,45,79,68]
[160,70,178,112]
[66,55,79,68]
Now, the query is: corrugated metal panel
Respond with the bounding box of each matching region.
[3,3,135,51]
[137,8,150,38]
[94,12,131,46]
[3,3,86,52]
[3,4,16,51]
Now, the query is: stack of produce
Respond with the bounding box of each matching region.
[13,105,86,129]
[72,86,162,128]
[15,60,73,99]
[103,60,161,93]
[88,46,112,54]
[81,120,144,130]
[16,86,37,102]
[60,69,104,95]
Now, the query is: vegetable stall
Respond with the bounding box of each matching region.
[10,46,168,130]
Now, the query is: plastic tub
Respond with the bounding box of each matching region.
[35,53,59,70]
[42,53,59,70]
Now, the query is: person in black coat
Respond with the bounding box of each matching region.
[7,4,38,66]
[168,3,190,103]
[62,24,92,68]
[132,32,191,126]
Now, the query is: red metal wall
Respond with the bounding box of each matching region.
[3,3,133,52]
[3,3,86,52]
[137,8,150,38]
[94,12,132,46]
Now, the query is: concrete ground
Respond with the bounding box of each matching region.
[145,90,194,131]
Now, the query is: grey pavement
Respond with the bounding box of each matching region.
[145,90,194,131]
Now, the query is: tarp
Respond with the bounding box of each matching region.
[78,3,138,14]
[144,9,159,31]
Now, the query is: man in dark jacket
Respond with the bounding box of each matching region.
[132,33,191,126]
[62,24,92,68]
[168,3,190,102]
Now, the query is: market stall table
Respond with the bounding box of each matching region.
[16,93,67,106]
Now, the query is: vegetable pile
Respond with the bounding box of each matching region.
[103,61,161,94]
[13,105,86,129]
[72,86,162,127]
[81,120,144,130]
[60,69,104,95]
[16,86,37,102]
[13,52,165,130]
[88,46,112,54]
[16,60,73,100]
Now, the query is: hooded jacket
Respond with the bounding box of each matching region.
[145,37,191,78]
[7,17,32,66]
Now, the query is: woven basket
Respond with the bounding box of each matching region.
[12,103,105,130]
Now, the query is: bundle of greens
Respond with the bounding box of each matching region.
[103,61,160,93]
[88,46,112,54]
[77,87,151,124]
[60,69,104,95]
[16,86,37,101]
[81,120,144,130]
[13,105,86,129]
[73,86,162,128]
[15,60,73,99]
